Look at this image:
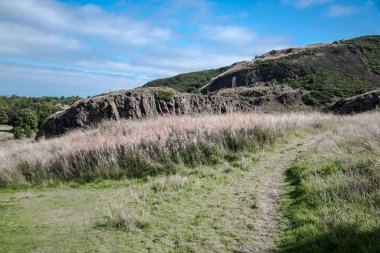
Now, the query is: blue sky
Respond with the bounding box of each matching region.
[0,0,379,97]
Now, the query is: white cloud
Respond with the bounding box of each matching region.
[283,0,333,8]
[0,0,292,96]
[200,25,257,44]
[0,63,140,97]
[0,22,85,57]
[326,4,359,17]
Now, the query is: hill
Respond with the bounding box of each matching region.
[35,36,380,139]
[143,64,233,93]
[144,35,380,107]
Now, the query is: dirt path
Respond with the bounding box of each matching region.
[240,134,324,252]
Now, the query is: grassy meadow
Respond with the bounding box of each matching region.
[0,112,379,252]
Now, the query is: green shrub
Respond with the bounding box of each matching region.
[224,153,241,163]
[24,125,33,138]
[157,90,174,102]
[9,109,38,139]
[13,126,23,139]
[0,107,8,123]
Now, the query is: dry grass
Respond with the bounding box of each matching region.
[104,174,191,232]
[0,112,337,186]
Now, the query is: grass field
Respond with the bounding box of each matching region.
[280,113,380,253]
[0,112,379,252]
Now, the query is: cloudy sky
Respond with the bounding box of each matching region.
[0,0,379,97]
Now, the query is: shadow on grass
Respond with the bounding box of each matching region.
[279,224,380,253]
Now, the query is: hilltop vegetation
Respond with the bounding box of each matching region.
[343,35,380,75]
[143,65,232,93]
[143,35,380,108]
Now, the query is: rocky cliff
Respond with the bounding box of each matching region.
[327,89,380,114]
[36,88,257,139]
[37,36,380,139]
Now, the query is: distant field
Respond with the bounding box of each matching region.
[0,124,13,141]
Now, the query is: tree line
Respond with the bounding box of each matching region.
[0,95,81,139]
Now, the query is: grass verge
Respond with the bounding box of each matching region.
[280,118,380,253]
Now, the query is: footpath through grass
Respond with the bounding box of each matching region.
[0,147,270,252]
[280,115,380,253]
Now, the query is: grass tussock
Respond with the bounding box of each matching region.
[103,174,191,232]
[281,113,380,253]
[0,112,334,187]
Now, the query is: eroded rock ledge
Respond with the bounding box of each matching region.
[36,88,257,139]
[327,89,380,114]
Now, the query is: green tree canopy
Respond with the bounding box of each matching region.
[9,109,39,138]
[9,109,38,130]
[0,97,9,123]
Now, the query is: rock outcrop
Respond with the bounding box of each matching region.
[202,41,380,94]
[212,85,305,108]
[36,88,257,139]
[327,89,380,114]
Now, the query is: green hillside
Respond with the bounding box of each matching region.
[144,36,380,107]
[143,65,232,93]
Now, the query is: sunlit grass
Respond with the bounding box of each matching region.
[0,112,335,187]
[281,112,380,253]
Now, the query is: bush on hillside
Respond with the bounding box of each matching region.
[157,90,174,102]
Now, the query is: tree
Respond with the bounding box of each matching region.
[0,107,8,124]
[0,97,8,123]
[9,109,38,139]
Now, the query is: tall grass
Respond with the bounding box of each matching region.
[0,112,335,187]
[281,112,380,253]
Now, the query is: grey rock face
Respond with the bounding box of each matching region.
[36,88,256,139]
[327,89,380,114]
